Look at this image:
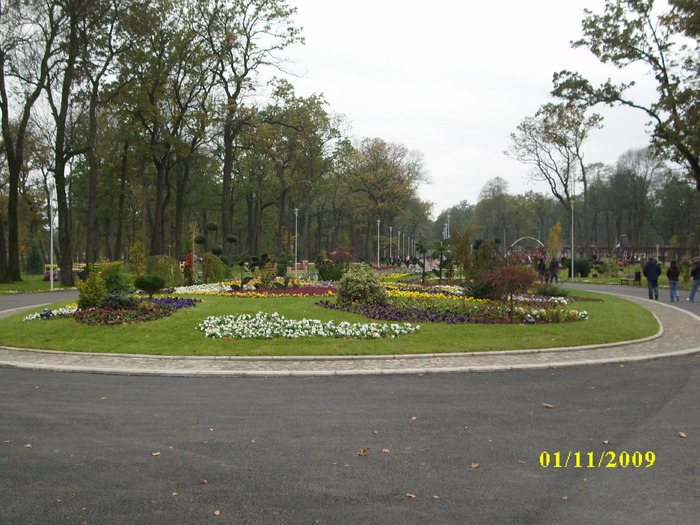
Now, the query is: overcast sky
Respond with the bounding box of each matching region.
[279,0,657,216]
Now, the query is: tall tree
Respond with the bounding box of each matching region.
[552,0,700,191]
[507,102,602,255]
[0,0,58,282]
[196,0,302,251]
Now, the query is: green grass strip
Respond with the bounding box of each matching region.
[0,291,657,356]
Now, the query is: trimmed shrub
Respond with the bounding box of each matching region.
[337,263,389,306]
[574,258,590,278]
[134,275,166,299]
[144,255,183,287]
[202,253,229,283]
[97,293,139,310]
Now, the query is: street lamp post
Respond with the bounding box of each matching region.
[48,187,54,291]
[294,207,299,270]
[397,230,401,257]
[389,226,393,265]
[377,219,381,267]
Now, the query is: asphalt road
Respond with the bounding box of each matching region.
[0,285,698,524]
[1,358,698,524]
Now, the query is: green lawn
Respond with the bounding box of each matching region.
[0,273,73,293]
[0,291,658,356]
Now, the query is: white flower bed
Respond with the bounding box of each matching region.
[174,283,233,294]
[23,305,78,321]
[198,311,420,340]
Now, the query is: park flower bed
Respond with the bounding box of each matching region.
[198,311,419,340]
[173,281,337,297]
[317,293,590,325]
[24,297,199,325]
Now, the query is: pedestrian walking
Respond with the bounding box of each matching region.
[548,257,560,284]
[666,260,680,302]
[643,257,662,300]
[689,257,700,302]
[537,257,547,282]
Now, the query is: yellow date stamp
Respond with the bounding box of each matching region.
[540,451,656,468]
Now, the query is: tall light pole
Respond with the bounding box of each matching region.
[294,207,299,270]
[397,230,401,257]
[48,185,54,291]
[376,219,381,267]
[571,179,575,281]
[389,226,393,264]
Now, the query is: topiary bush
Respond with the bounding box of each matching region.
[97,293,139,310]
[202,253,229,283]
[144,255,183,287]
[574,258,590,278]
[134,275,166,299]
[336,263,389,306]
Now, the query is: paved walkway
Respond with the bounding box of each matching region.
[0,287,698,376]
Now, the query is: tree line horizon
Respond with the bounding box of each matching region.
[1,0,698,284]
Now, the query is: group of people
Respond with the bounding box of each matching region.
[536,257,560,284]
[643,256,700,302]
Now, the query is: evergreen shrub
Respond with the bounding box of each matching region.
[144,255,183,287]
[202,253,229,283]
[76,269,108,308]
[336,264,389,306]
[97,293,139,310]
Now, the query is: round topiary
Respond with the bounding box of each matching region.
[336,263,389,306]
[226,234,238,244]
[134,275,166,299]
[194,234,207,245]
[211,245,223,256]
[205,222,219,232]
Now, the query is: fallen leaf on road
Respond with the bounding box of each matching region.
[213,510,221,516]
[405,493,416,498]
[518,460,527,464]
[151,452,161,456]
[542,403,554,409]
[24,444,32,448]
[432,495,440,499]
[382,449,391,453]
[357,448,370,456]
[679,432,687,438]
[470,463,479,469]
[562,495,569,501]
[199,479,208,484]
[209,428,218,432]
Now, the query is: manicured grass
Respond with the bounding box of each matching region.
[0,290,658,356]
[0,274,72,293]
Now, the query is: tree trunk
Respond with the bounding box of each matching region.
[113,141,129,260]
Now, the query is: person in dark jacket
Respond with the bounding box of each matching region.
[548,257,560,284]
[643,257,662,300]
[666,260,680,302]
[689,257,700,302]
